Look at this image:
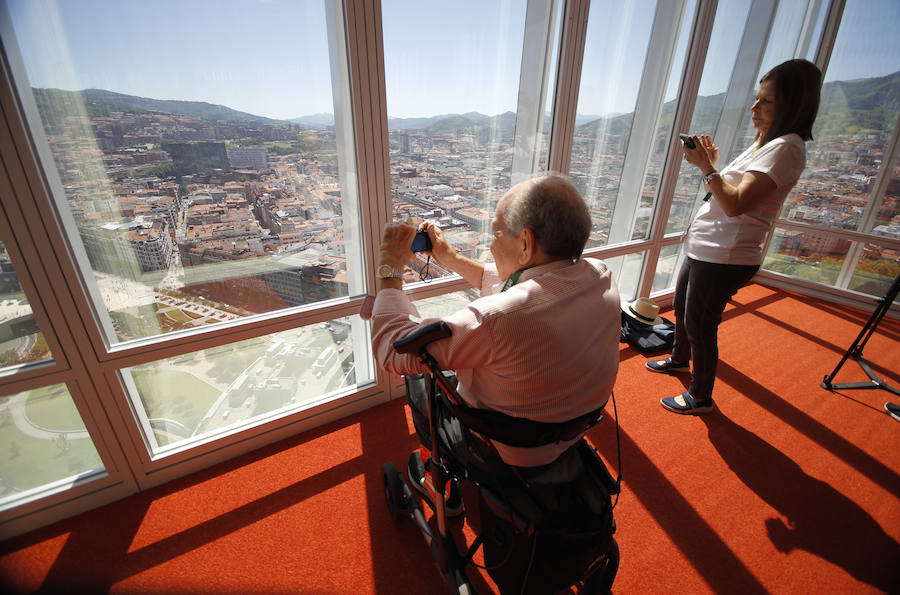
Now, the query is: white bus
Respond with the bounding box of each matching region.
[313,347,336,374]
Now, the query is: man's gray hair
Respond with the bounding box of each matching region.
[503,173,591,260]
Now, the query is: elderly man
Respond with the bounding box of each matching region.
[367,173,620,513]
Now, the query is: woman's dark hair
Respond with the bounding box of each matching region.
[757,58,822,146]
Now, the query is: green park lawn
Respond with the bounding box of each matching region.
[1,386,102,494]
[24,385,86,431]
[132,368,220,432]
[0,370,220,495]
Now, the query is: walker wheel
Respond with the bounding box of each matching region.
[383,461,407,521]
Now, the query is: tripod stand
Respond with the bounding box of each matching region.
[821,268,900,397]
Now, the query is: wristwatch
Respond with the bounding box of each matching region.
[376,264,403,279]
[702,170,719,184]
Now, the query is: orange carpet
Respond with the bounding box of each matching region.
[1,283,899,594]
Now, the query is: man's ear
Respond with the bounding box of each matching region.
[517,228,536,266]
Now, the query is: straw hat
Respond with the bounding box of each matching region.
[622,297,664,326]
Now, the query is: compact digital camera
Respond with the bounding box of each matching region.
[411,230,432,252]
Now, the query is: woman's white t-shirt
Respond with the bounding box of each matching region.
[684,133,806,266]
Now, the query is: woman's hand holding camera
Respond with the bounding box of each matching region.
[683,134,719,175]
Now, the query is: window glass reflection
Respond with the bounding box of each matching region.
[383,1,528,281]
[603,251,645,303]
[6,0,362,344]
[651,244,684,294]
[0,240,50,369]
[124,315,371,453]
[0,383,103,508]
[667,0,753,235]
[779,0,900,232]
[848,243,900,297]
[412,289,481,321]
[641,0,696,238]
[570,0,657,247]
[763,227,851,285]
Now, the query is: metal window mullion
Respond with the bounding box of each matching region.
[812,0,846,74]
[0,133,70,380]
[331,0,386,395]
[831,240,863,289]
[793,0,825,58]
[856,110,900,235]
[327,1,364,300]
[0,23,143,531]
[769,218,900,250]
[640,0,718,299]
[606,0,688,247]
[548,0,590,174]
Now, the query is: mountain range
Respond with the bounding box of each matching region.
[32,70,900,140]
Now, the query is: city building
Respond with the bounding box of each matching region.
[227,146,269,171]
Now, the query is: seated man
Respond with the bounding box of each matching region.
[368,172,620,476]
[368,173,621,592]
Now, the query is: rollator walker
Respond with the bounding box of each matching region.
[382,321,620,594]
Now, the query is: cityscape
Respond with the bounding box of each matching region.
[0,71,897,460]
[3,73,899,343]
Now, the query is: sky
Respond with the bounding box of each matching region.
[4,0,899,121]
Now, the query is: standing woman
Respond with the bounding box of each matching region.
[648,58,822,414]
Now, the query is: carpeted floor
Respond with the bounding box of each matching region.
[1,283,899,594]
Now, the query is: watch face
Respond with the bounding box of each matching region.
[377,264,399,279]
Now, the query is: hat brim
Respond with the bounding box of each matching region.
[622,306,664,326]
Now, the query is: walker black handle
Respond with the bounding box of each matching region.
[393,321,452,355]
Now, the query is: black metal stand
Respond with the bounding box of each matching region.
[821,268,900,397]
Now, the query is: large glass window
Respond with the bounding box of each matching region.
[764,228,851,286]
[382,0,560,283]
[657,0,834,296]
[6,0,364,345]
[0,384,104,509]
[571,0,680,247]
[778,0,900,233]
[2,0,375,466]
[763,0,900,296]
[124,315,368,455]
[848,242,900,297]
[872,153,899,237]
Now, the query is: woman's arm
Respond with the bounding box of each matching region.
[684,134,777,217]
[705,170,777,217]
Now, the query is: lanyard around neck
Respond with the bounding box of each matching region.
[501,268,525,292]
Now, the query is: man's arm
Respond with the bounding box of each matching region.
[421,221,484,288]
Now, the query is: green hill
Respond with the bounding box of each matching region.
[32,88,287,126]
[31,70,900,141]
[574,71,900,139]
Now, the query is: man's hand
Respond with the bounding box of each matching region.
[420,221,455,266]
[420,220,485,288]
[379,219,417,271]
